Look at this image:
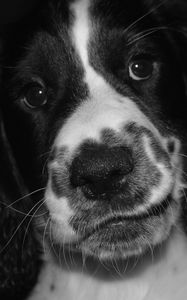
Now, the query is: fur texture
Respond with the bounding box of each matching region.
[1,0,187,299]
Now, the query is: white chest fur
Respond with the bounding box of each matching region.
[29,228,187,300]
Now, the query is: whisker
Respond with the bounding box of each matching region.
[6,187,46,209]
[42,217,51,256]
[39,150,53,158]
[21,198,46,255]
[42,157,50,177]
[145,236,154,264]
[81,250,87,273]
[113,258,123,278]
[129,253,140,273]
[58,238,64,270]
[122,256,129,274]
[123,0,167,35]
[177,153,187,160]
[128,26,169,39]
[0,201,33,216]
[49,220,60,262]
[68,238,75,268]
[127,26,169,45]
[0,199,46,254]
[0,199,47,217]
[128,24,187,42]
[62,236,71,272]
[98,256,111,273]
[182,188,187,204]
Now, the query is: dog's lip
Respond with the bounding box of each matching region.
[114,195,171,220]
[77,195,172,240]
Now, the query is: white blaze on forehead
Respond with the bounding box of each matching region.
[70,0,106,88]
[53,0,163,153]
[70,0,90,68]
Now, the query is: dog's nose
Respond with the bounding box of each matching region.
[70,144,134,199]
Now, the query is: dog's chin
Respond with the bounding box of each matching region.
[73,218,174,260]
[48,196,179,261]
[72,223,149,260]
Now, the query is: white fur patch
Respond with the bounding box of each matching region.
[143,135,173,205]
[29,229,187,300]
[70,0,110,90]
[70,0,90,68]
[45,183,77,243]
[55,95,160,153]
[55,0,164,156]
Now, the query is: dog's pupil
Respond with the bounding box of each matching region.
[26,85,46,107]
[131,60,153,79]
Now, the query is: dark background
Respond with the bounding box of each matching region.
[0,0,37,24]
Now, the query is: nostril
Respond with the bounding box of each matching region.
[109,169,127,183]
[70,144,134,197]
[70,172,87,188]
[167,140,175,154]
[111,163,133,177]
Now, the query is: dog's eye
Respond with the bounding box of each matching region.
[21,83,47,109]
[129,59,154,81]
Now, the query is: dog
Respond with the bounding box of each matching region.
[1,0,187,299]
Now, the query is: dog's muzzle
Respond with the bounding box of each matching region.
[44,123,182,259]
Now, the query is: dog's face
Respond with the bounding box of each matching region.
[2,0,187,260]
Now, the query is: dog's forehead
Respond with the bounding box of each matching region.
[50,0,163,153]
[65,0,159,93]
[68,0,147,28]
[69,0,107,95]
[70,0,90,69]
[68,0,146,62]
[67,0,141,98]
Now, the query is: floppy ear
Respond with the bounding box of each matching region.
[0,110,41,299]
[0,36,41,297]
[0,4,44,297]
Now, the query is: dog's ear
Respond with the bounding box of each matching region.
[0,39,41,298]
[0,111,41,299]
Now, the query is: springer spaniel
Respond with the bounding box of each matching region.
[1,0,187,299]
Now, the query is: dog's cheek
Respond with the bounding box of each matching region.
[152,200,181,246]
[45,184,78,243]
[165,136,184,200]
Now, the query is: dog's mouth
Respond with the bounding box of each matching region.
[76,195,172,237]
[72,194,171,231]
[66,195,176,259]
